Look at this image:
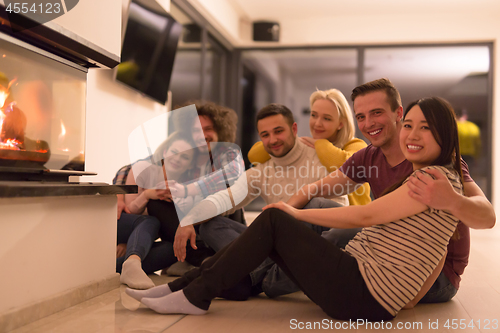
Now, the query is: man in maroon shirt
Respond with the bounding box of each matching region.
[287,78,495,305]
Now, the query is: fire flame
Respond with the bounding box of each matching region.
[0,138,22,150]
[0,109,4,136]
[0,77,48,154]
[0,77,18,142]
[0,102,16,145]
[0,77,17,108]
[5,138,20,145]
[0,104,21,150]
[0,103,6,145]
[0,90,8,108]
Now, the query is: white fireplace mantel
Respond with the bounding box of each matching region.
[0,193,119,332]
[0,0,121,59]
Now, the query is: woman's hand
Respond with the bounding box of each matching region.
[263,201,299,219]
[167,180,187,198]
[143,189,157,200]
[174,196,194,214]
[155,188,172,201]
[116,243,127,258]
[299,136,317,148]
[143,182,173,201]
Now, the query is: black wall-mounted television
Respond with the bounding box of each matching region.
[116,0,181,105]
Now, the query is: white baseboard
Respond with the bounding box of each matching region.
[0,273,120,333]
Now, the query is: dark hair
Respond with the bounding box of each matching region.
[405,97,462,179]
[351,78,402,112]
[173,101,238,143]
[405,97,464,240]
[152,131,198,166]
[382,97,464,196]
[256,103,295,127]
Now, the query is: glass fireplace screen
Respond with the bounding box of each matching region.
[0,33,86,171]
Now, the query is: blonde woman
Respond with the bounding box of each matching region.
[248,89,370,205]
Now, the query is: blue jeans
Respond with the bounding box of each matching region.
[116,213,177,274]
[199,215,248,252]
[321,227,362,249]
[418,271,458,303]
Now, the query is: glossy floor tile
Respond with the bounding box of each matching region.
[9,224,500,333]
[9,275,182,333]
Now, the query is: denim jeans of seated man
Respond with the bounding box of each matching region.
[418,271,458,303]
[198,197,346,297]
[251,197,345,298]
[308,224,459,304]
[202,197,343,250]
[198,215,249,252]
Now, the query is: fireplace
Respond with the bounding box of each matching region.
[0,7,132,332]
[1,31,87,170]
[0,3,122,182]
[0,32,89,181]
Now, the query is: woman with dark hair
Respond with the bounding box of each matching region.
[127,131,199,214]
[126,97,463,321]
[117,131,198,289]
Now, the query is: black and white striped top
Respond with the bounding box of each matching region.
[345,166,462,316]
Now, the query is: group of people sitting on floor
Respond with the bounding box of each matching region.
[113,78,495,321]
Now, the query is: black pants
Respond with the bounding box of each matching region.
[168,208,394,321]
[146,200,214,266]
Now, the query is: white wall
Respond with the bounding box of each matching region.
[0,0,122,57]
[187,0,242,44]
[83,0,172,184]
[84,69,169,183]
[295,89,312,137]
[0,195,116,314]
[53,0,122,56]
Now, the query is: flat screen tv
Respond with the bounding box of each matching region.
[116,0,181,105]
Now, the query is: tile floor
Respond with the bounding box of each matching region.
[9,217,500,333]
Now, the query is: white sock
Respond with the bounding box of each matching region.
[142,290,207,315]
[126,283,172,302]
[120,258,155,290]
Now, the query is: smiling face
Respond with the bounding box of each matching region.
[400,105,441,170]
[163,139,195,177]
[353,90,402,150]
[192,115,218,153]
[309,99,343,142]
[257,114,297,158]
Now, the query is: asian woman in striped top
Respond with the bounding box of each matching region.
[126,96,463,321]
